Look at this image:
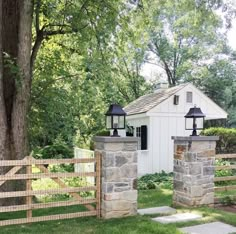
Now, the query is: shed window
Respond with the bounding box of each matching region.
[186,92,193,103]
[136,127,141,137]
[173,95,179,105]
[136,125,148,150]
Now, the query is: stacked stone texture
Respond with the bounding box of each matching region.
[172,136,218,207]
[94,137,138,219]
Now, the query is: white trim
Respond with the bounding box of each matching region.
[187,83,228,116]
[146,83,227,118]
[126,113,148,119]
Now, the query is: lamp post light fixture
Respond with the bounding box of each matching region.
[105,104,126,137]
[184,105,206,136]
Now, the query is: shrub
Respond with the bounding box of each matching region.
[201,127,236,153]
[32,137,74,160]
[32,137,74,172]
[138,171,173,190]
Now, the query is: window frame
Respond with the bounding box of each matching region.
[173,95,179,105]
[186,91,193,103]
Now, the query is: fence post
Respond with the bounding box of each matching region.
[172,136,219,207]
[95,152,101,218]
[94,136,138,219]
[26,156,32,219]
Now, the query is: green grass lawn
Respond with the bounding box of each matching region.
[138,188,173,208]
[0,188,236,234]
[215,189,236,198]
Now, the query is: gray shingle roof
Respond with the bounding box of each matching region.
[124,84,188,115]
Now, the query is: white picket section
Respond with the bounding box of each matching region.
[74,147,95,185]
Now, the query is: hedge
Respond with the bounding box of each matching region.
[201,127,236,154]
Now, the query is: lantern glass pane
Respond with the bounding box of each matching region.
[195,118,204,129]
[106,116,112,129]
[112,116,119,128]
[185,118,193,130]
[118,116,125,129]
[185,117,204,130]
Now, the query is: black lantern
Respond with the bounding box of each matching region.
[105,104,126,137]
[184,106,205,136]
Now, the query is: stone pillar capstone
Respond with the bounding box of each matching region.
[94,136,138,219]
[172,136,219,207]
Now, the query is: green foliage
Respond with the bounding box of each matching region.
[29,0,152,150]
[137,0,226,85]
[49,163,74,173]
[201,127,236,153]
[214,159,234,186]
[199,59,236,127]
[202,127,236,187]
[220,196,236,206]
[28,0,236,160]
[32,137,73,159]
[3,52,22,87]
[32,175,92,203]
[138,171,173,190]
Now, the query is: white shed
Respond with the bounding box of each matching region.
[123,83,227,176]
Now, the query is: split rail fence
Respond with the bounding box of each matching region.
[214,153,236,203]
[0,153,101,226]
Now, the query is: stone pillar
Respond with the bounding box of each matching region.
[94,136,138,219]
[172,136,219,207]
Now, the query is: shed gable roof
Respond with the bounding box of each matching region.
[124,83,188,115]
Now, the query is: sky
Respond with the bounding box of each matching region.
[227,19,236,49]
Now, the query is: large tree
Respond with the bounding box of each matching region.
[0,0,33,164]
[0,0,124,205]
[144,0,225,86]
[0,0,33,205]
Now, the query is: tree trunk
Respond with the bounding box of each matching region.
[0,0,33,205]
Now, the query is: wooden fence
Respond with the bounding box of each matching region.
[214,153,236,203]
[0,153,101,226]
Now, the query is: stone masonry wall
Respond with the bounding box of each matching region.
[94,137,138,219]
[172,136,219,207]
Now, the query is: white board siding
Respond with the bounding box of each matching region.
[160,117,169,172]
[148,84,227,119]
[150,116,188,173]
[137,150,150,176]
[125,115,152,176]
[150,116,160,173]
[125,115,150,148]
[128,114,204,174]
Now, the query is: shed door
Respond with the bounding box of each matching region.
[141,125,147,150]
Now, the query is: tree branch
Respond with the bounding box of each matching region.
[35,0,40,32]
[30,29,44,75]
